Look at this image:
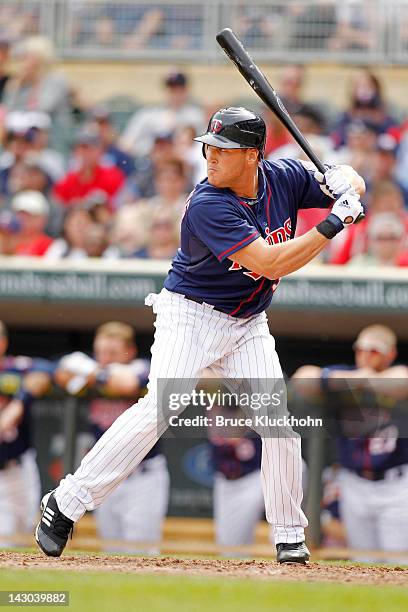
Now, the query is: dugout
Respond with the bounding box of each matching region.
[1,257,408,546]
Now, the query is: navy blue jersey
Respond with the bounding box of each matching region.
[322,365,408,473]
[0,356,54,466]
[210,434,262,480]
[165,158,331,318]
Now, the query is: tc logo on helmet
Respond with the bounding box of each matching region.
[210,119,223,134]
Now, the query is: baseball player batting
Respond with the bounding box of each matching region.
[36,107,365,564]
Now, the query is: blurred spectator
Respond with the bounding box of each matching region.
[292,325,408,563]
[23,111,65,181]
[82,190,112,227]
[70,3,203,51]
[320,465,347,548]
[211,432,265,550]
[276,65,317,117]
[366,134,408,207]
[0,5,41,45]
[330,181,408,264]
[90,106,134,177]
[269,108,335,163]
[138,160,189,219]
[289,0,337,51]
[2,191,53,256]
[173,125,206,184]
[53,126,125,211]
[0,112,31,200]
[123,7,165,50]
[82,223,111,259]
[44,207,93,260]
[14,149,63,239]
[264,108,293,157]
[292,106,328,138]
[54,322,169,552]
[135,207,180,260]
[266,65,328,155]
[231,4,285,50]
[8,153,62,236]
[347,213,408,267]
[335,119,378,182]
[0,320,52,547]
[16,154,52,196]
[108,205,150,259]
[0,35,10,102]
[0,111,64,202]
[3,37,71,124]
[0,210,20,254]
[118,132,177,204]
[72,4,161,50]
[125,5,203,51]
[329,0,378,52]
[331,68,397,149]
[120,70,204,158]
[94,16,118,48]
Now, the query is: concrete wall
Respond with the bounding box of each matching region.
[56,61,408,112]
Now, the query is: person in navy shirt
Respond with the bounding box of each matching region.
[292,324,408,562]
[0,320,53,546]
[37,107,365,564]
[54,321,169,552]
[209,430,266,551]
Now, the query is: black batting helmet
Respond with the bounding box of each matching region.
[194,107,266,158]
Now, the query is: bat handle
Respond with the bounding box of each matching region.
[307,153,326,175]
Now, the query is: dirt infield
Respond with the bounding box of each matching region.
[1,551,408,586]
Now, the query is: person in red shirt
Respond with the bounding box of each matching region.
[8,190,53,256]
[53,126,125,211]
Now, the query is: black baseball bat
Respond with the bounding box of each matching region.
[216,28,326,174]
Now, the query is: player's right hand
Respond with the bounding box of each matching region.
[330,190,365,225]
[315,165,351,199]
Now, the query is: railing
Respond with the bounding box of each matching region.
[0,256,407,312]
[2,0,408,64]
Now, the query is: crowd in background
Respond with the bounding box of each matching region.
[0,1,395,54]
[2,316,408,561]
[0,34,407,266]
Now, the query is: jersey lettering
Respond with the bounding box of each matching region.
[368,425,399,456]
[228,219,291,281]
[265,218,291,245]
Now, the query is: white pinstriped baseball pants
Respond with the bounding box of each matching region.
[56,288,307,544]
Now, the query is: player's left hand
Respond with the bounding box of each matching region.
[315,165,366,199]
[331,190,365,225]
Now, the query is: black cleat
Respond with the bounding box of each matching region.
[35,491,73,557]
[276,542,310,564]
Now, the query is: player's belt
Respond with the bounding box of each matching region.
[183,294,226,314]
